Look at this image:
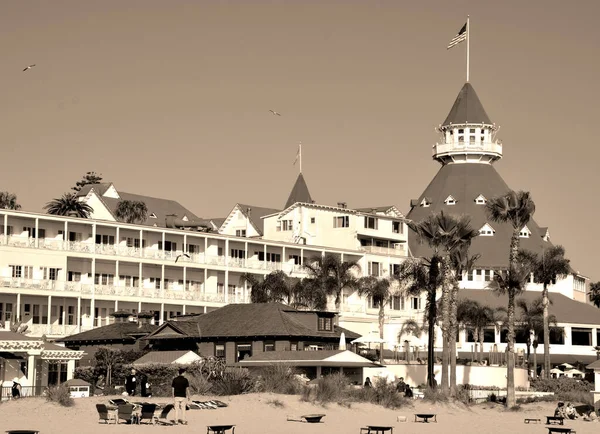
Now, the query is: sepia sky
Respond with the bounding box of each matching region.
[1,0,599,280]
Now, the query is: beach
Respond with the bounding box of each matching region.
[1,393,597,434]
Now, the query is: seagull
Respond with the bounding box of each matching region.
[269,110,282,116]
[175,253,191,263]
[23,64,36,72]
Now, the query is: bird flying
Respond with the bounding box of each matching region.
[269,110,282,116]
[175,253,191,263]
[23,64,36,72]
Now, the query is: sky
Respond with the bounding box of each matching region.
[1,0,599,280]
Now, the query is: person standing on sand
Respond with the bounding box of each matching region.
[172,368,190,425]
[11,378,21,399]
[125,368,137,396]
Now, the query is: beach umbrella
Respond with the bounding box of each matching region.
[351,335,387,344]
[339,332,347,350]
[560,363,575,369]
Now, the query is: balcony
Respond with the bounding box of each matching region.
[360,245,406,256]
[433,141,503,158]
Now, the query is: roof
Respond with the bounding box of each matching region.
[144,303,360,341]
[64,378,91,386]
[238,349,379,367]
[77,183,200,227]
[56,322,158,344]
[0,331,39,341]
[442,82,492,126]
[284,173,313,209]
[457,289,600,326]
[237,204,281,235]
[405,163,552,268]
[133,350,198,365]
[587,360,600,370]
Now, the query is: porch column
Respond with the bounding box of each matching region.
[47,295,52,335]
[161,264,165,298]
[34,218,39,248]
[27,354,36,388]
[91,258,96,328]
[115,300,118,313]
[244,241,248,267]
[16,293,21,322]
[160,303,165,325]
[76,297,81,333]
[115,227,120,253]
[182,305,186,315]
[66,359,75,380]
[282,246,286,272]
[115,260,120,289]
[138,262,143,297]
[3,214,7,245]
[224,239,229,303]
[139,229,144,258]
[92,223,96,253]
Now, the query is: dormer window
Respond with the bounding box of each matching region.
[317,316,333,331]
[149,213,157,219]
[420,198,431,208]
[474,195,487,205]
[444,195,457,206]
[479,223,495,236]
[519,226,531,238]
[182,215,189,222]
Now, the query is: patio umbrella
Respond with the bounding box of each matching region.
[339,332,347,350]
[351,335,387,345]
[560,363,575,369]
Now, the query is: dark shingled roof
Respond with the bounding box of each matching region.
[145,303,360,341]
[76,183,200,227]
[457,289,600,325]
[55,322,158,344]
[284,173,313,209]
[236,204,281,235]
[133,350,198,365]
[406,163,550,268]
[443,82,492,126]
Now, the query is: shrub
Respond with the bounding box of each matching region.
[313,373,349,403]
[266,398,285,408]
[352,377,407,409]
[129,363,180,397]
[211,368,256,396]
[188,374,212,395]
[530,377,593,405]
[253,364,302,395]
[46,384,74,407]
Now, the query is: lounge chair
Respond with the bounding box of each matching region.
[139,403,158,425]
[109,398,129,406]
[156,403,175,425]
[117,403,138,424]
[96,404,117,424]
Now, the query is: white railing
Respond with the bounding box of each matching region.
[433,141,502,156]
[360,245,406,256]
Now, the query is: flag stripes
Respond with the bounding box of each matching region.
[447,23,467,49]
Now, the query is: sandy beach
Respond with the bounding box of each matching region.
[1,393,597,434]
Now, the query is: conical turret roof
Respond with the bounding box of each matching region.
[442,83,492,126]
[406,164,548,268]
[284,173,313,209]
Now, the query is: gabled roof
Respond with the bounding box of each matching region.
[442,82,492,126]
[238,349,379,367]
[457,289,600,326]
[355,206,405,218]
[284,173,313,209]
[133,350,200,365]
[406,163,551,268]
[56,322,158,344]
[0,331,39,341]
[76,183,200,227]
[234,204,280,235]
[144,303,360,341]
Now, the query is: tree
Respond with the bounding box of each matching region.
[457,299,495,363]
[0,191,21,210]
[241,271,326,309]
[486,190,536,408]
[72,171,103,192]
[44,193,94,218]
[515,298,556,378]
[302,254,361,311]
[519,246,570,379]
[115,200,148,224]
[406,211,479,390]
[397,318,426,363]
[357,276,394,364]
[590,282,600,308]
[94,347,124,387]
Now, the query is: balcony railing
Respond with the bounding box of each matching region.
[360,245,406,256]
[27,323,81,336]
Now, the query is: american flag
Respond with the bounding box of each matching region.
[447,23,467,50]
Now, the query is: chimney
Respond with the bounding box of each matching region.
[111,310,133,323]
[337,202,347,209]
[136,311,154,328]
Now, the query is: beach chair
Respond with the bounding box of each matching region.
[156,404,175,426]
[138,403,158,425]
[96,403,117,424]
[117,403,138,424]
[109,398,129,406]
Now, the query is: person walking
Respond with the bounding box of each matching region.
[172,368,190,425]
[125,368,137,396]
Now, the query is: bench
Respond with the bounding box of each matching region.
[546,427,575,434]
[524,418,542,424]
[414,414,437,423]
[360,426,393,434]
[546,416,564,425]
[207,425,235,434]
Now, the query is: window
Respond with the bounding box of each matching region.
[318,317,333,331]
[231,249,245,259]
[235,229,246,237]
[236,343,252,362]
[444,195,456,205]
[266,252,281,262]
[479,224,495,236]
[474,195,487,205]
[11,265,22,278]
[457,128,465,143]
[67,306,75,325]
[333,216,349,228]
[289,255,301,265]
[519,226,531,238]
[281,220,293,231]
[95,234,115,245]
[187,243,198,254]
[571,328,592,346]
[33,305,40,324]
[290,342,298,351]
[158,241,177,251]
[389,263,400,276]
[467,328,495,343]
[149,213,157,219]
[310,217,315,224]
[392,221,402,234]
[0,225,14,235]
[574,277,586,293]
[391,295,404,310]
[368,261,381,277]
[23,266,33,279]
[364,217,378,230]
[264,342,275,352]
[411,297,421,310]
[420,198,431,207]
[44,267,60,281]
[368,296,380,309]
[483,269,492,282]
[95,273,115,285]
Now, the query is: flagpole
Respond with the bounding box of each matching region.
[299,142,302,174]
[466,15,470,82]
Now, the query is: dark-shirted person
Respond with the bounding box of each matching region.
[171,368,190,425]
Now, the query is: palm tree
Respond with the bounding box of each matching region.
[302,253,361,311]
[457,299,495,363]
[44,193,93,218]
[397,318,426,363]
[486,190,536,408]
[515,298,556,378]
[0,191,21,210]
[357,276,394,364]
[241,271,326,309]
[590,282,600,308]
[115,200,148,224]
[406,211,479,390]
[520,246,570,379]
